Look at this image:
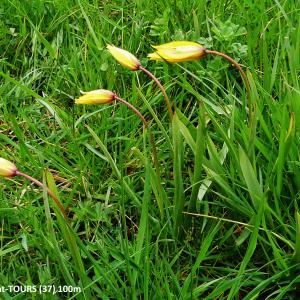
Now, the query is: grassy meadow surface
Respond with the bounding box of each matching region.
[1,0,300,299]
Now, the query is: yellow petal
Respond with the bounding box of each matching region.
[149,41,206,63]
[75,89,115,105]
[147,53,164,61]
[0,158,17,177]
[152,41,202,49]
[107,45,140,71]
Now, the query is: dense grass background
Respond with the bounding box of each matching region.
[1,0,300,299]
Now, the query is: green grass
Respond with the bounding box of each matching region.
[1,0,300,299]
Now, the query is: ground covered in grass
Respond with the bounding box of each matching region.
[1,0,300,299]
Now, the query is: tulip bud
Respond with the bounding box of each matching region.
[107,45,141,71]
[148,41,206,63]
[0,158,17,177]
[75,89,115,105]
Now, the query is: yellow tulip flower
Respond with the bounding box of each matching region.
[0,158,17,177]
[107,45,141,71]
[107,44,173,118]
[75,89,115,105]
[148,41,206,63]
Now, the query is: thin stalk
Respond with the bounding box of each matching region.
[114,95,148,128]
[138,65,173,120]
[16,171,68,219]
[204,49,252,121]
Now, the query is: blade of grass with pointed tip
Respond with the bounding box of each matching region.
[177,118,196,154]
[84,143,109,162]
[189,277,226,299]
[175,107,197,140]
[36,99,65,129]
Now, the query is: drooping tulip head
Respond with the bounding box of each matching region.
[107,45,141,71]
[148,41,206,63]
[0,158,17,177]
[75,89,115,105]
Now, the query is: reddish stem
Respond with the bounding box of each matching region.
[204,49,252,121]
[16,171,68,219]
[114,95,148,128]
[139,65,173,120]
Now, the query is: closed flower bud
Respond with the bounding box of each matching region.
[75,89,115,105]
[107,45,141,71]
[148,41,206,63]
[0,158,17,177]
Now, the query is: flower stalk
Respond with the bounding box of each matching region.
[138,65,173,119]
[114,95,148,128]
[148,41,252,121]
[0,158,67,219]
[203,49,252,120]
[16,171,68,219]
[107,44,173,120]
[75,90,164,214]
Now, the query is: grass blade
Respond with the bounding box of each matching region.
[172,113,184,237]
[228,196,265,299]
[293,210,300,264]
[45,169,88,299]
[86,124,141,206]
[239,145,263,211]
[188,102,206,212]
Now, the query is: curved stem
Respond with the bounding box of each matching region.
[138,65,173,120]
[16,171,68,219]
[204,49,252,121]
[114,95,148,128]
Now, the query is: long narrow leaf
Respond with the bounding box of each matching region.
[239,146,264,210]
[188,103,206,212]
[172,113,185,237]
[86,125,141,206]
